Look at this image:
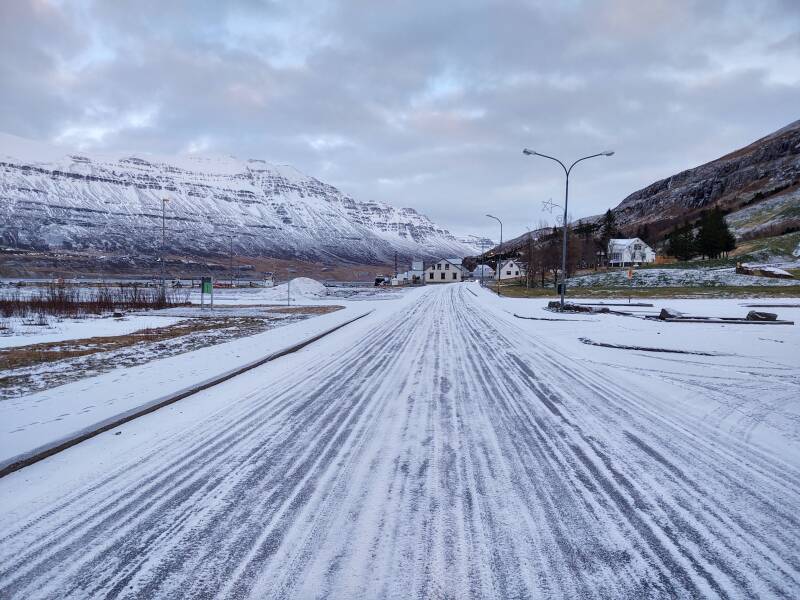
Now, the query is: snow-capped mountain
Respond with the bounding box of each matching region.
[0,133,478,264]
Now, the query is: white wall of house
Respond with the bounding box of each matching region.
[424,259,463,283]
[607,238,656,266]
[497,259,525,280]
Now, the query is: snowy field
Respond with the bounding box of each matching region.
[191,278,404,305]
[0,283,798,598]
[0,313,184,349]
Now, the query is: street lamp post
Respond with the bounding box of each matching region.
[486,214,503,296]
[160,197,169,291]
[479,239,486,287]
[522,149,614,309]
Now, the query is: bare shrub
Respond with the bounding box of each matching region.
[0,284,189,318]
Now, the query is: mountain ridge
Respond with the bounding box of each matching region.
[0,133,478,266]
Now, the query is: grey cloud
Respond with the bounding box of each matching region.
[1,0,798,240]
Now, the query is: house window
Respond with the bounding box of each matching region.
[429,272,434,280]
[506,271,511,275]
[436,263,441,270]
[515,271,519,276]
[445,263,450,270]
[440,273,445,280]
[452,273,457,279]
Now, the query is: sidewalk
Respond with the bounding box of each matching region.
[0,306,371,472]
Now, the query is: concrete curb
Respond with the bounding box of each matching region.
[0,310,372,479]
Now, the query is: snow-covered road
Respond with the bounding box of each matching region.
[1,284,798,598]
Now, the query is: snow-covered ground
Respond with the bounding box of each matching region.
[569,266,800,287]
[194,278,403,305]
[0,313,184,349]
[0,283,798,598]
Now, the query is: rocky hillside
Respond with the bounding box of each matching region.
[480,121,800,260]
[614,120,800,239]
[0,134,476,265]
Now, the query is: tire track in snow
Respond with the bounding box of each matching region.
[1,285,798,598]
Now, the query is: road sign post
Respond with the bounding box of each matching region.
[201,277,213,309]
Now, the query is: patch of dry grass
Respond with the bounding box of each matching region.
[0,318,262,372]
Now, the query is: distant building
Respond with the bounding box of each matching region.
[394,259,426,285]
[471,264,495,280]
[607,238,656,266]
[409,259,425,283]
[424,258,463,283]
[497,259,525,280]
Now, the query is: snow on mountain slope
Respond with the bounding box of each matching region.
[0,133,477,264]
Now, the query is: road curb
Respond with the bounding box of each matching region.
[0,310,373,479]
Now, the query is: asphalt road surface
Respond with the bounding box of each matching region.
[1,285,798,598]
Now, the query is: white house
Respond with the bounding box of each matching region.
[425,258,463,283]
[471,264,495,280]
[607,238,656,266]
[497,259,525,280]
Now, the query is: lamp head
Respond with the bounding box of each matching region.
[522,148,535,156]
[602,150,615,156]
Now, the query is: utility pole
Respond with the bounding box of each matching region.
[161,197,169,291]
[229,236,234,287]
[394,251,398,279]
[486,214,503,296]
[523,149,614,309]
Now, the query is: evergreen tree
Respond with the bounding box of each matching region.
[666,221,695,261]
[599,210,618,243]
[720,213,737,256]
[695,208,735,259]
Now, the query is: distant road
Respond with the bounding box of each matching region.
[1,285,798,598]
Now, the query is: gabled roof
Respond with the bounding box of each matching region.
[471,264,494,273]
[499,259,522,269]
[608,238,652,249]
[427,258,464,269]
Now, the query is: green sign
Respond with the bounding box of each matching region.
[201,277,212,293]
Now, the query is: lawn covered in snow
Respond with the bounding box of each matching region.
[0,313,184,349]
[569,266,800,287]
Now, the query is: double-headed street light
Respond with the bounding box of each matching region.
[522,149,614,309]
[486,214,503,296]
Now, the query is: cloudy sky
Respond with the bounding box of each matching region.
[2,0,799,240]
